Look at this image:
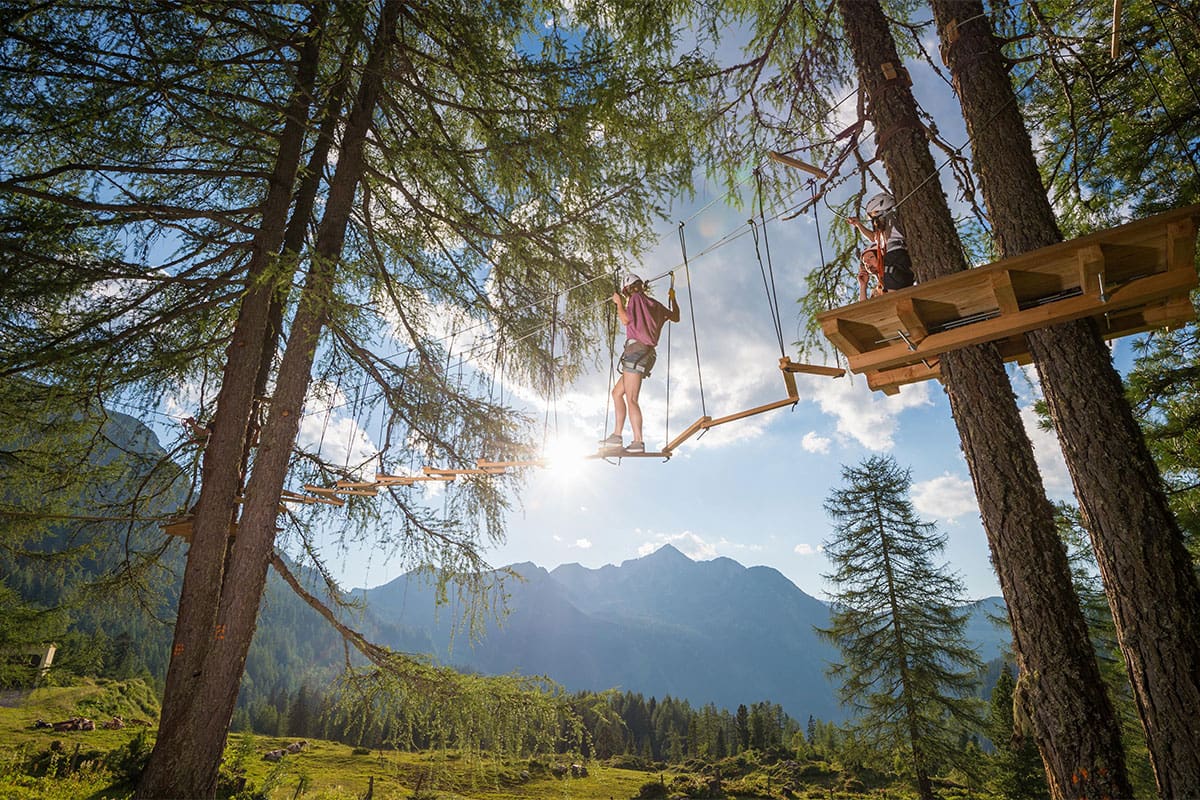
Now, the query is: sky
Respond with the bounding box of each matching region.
[283,16,1127,605]
[324,186,1096,603]
[144,10,1137,605]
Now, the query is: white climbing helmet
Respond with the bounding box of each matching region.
[865,192,896,220]
[622,271,644,290]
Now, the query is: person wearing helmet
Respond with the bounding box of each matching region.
[600,272,680,455]
[857,246,884,301]
[848,192,914,294]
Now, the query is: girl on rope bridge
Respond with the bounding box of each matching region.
[600,272,680,455]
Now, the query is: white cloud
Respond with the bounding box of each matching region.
[802,431,831,454]
[794,543,822,556]
[912,472,978,523]
[574,538,593,549]
[1018,404,1073,497]
[637,530,718,560]
[803,374,932,451]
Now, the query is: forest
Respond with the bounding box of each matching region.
[2,0,1199,798]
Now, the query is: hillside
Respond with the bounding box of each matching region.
[355,545,1012,721]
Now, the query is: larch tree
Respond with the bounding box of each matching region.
[818,455,983,800]
[2,1,721,797]
[832,1,1132,796]
[928,1,1200,794]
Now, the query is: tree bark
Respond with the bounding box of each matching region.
[137,7,325,798]
[929,2,1200,795]
[834,2,1132,797]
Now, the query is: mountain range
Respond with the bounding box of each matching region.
[352,544,1011,722]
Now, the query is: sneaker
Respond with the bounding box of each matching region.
[599,434,623,447]
[624,441,645,454]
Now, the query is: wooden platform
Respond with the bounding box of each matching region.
[817,205,1200,394]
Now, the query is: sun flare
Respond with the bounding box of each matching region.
[540,433,592,486]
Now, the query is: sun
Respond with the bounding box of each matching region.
[539,432,592,486]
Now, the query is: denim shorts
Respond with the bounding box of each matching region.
[619,340,657,377]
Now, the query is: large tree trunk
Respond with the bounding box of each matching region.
[137,8,326,798]
[835,2,1132,797]
[929,2,1200,794]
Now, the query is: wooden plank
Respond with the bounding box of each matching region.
[1167,218,1198,272]
[423,466,500,476]
[586,450,672,460]
[664,415,712,453]
[767,151,829,179]
[820,316,879,356]
[780,360,845,378]
[375,473,415,484]
[990,270,1020,315]
[818,206,1199,350]
[303,484,342,495]
[334,487,378,497]
[477,459,547,469]
[894,297,929,342]
[1076,244,1106,298]
[703,397,797,429]
[376,473,455,484]
[844,267,1198,375]
[1138,295,1197,329]
[336,479,380,489]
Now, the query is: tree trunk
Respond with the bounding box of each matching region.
[929,2,1200,794]
[137,8,325,798]
[835,2,1132,797]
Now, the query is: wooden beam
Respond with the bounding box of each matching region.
[1076,244,1107,298]
[821,317,878,356]
[1166,218,1198,273]
[375,473,415,484]
[780,359,845,378]
[766,151,829,179]
[894,297,930,342]
[477,459,547,469]
[1139,295,1197,328]
[867,360,942,394]
[1111,0,1123,58]
[336,479,379,489]
[664,415,712,454]
[844,267,1197,375]
[423,466,501,476]
[990,270,1021,315]
[703,397,797,429]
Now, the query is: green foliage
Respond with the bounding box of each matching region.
[986,664,1048,800]
[1125,305,1200,560]
[996,0,1200,224]
[819,456,985,795]
[102,729,151,787]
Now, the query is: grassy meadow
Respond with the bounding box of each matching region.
[0,680,908,799]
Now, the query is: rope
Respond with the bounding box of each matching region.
[543,294,559,450]
[664,271,674,447]
[678,222,707,417]
[601,273,618,440]
[754,169,787,358]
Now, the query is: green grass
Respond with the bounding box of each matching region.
[0,680,932,799]
[0,681,655,799]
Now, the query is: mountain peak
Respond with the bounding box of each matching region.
[633,543,690,564]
